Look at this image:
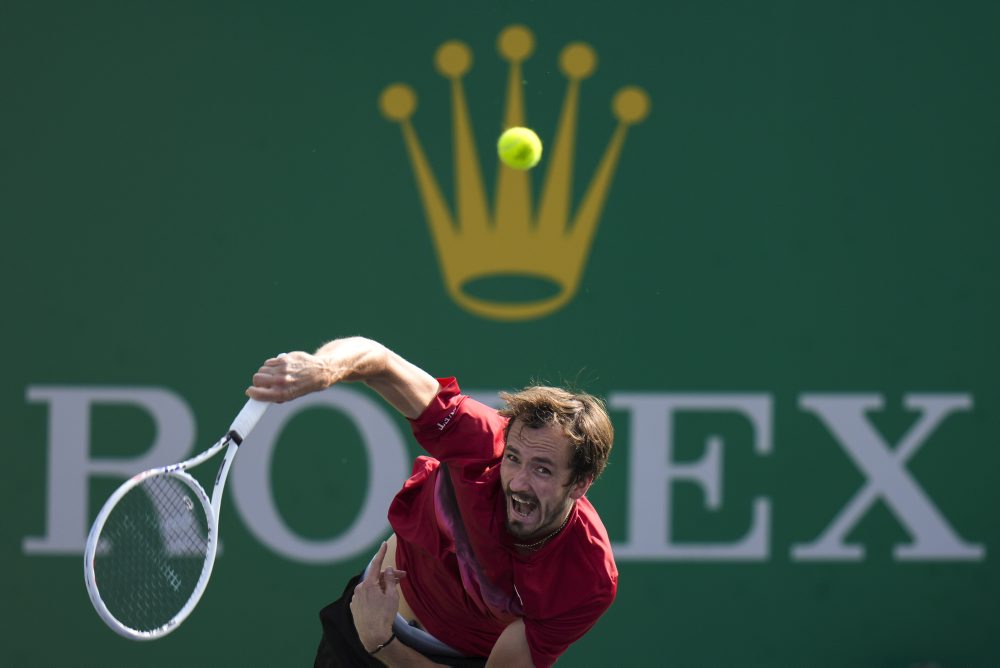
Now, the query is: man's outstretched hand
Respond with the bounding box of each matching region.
[350,540,407,653]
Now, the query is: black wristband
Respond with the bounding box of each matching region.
[370,632,396,655]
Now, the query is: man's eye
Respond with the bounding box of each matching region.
[536,467,551,476]
[506,453,518,463]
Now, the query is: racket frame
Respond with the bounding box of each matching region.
[83,398,269,640]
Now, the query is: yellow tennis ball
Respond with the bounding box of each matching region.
[497,127,542,170]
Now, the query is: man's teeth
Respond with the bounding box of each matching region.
[511,494,537,516]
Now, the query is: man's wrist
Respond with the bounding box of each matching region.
[367,631,397,655]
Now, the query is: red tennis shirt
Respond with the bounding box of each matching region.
[388,378,618,667]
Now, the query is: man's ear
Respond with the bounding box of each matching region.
[569,475,594,500]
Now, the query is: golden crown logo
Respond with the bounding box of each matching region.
[379,25,650,321]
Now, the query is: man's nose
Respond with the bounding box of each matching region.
[509,467,530,491]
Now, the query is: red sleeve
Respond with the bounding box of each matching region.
[524,585,616,667]
[408,377,507,462]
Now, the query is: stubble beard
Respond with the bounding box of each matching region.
[505,487,571,542]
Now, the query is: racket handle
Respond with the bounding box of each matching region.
[229,398,270,444]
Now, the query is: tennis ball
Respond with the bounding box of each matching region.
[497,127,543,170]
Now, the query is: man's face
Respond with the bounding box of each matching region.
[500,419,591,542]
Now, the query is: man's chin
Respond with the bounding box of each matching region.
[505,518,536,540]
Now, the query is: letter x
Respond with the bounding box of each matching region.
[793,394,983,561]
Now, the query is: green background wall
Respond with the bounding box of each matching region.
[4,1,998,665]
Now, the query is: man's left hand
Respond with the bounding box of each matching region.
[350,541,407,652]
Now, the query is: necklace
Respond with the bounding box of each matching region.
[513,509,572,552]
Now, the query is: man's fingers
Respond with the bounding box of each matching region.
[246,354,301,401]
[366,541,388,583]
[384,567,407,585]
[246,381,284,402]
[252,371,275,387]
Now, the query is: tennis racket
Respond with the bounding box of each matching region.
[83,396,271,640]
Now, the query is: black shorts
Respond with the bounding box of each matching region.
[314,572,487,668]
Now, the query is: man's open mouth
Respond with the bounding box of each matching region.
[510,493,538,518]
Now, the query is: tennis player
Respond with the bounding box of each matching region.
[247,336,617,667]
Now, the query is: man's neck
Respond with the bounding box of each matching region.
[512,505,573,552]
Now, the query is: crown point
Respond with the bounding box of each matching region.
[559,43,597,80]
[435,41,473,78]
[497,25,535,61]
[612,86,650,124]
[379,84,418,121]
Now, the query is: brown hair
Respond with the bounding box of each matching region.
[498,386,614,487]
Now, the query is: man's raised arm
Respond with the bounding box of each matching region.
[246,336,440,419]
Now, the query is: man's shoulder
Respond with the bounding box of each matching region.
[567,500,617,578]
[535,499,617,589]
[409,379,508,463]
[517,513,617,618]
[572,497,613,546]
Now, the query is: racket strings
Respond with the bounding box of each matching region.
[93,475,212,632]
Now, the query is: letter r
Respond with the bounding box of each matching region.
[24,386,194,555]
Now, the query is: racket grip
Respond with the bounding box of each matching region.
[229,398,270,443]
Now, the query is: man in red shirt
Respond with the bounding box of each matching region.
[247,337,616,667]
